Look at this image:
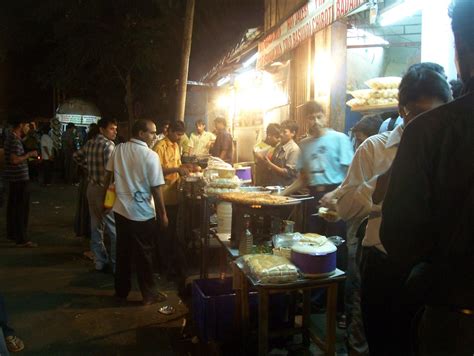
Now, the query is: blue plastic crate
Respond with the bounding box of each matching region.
[192,277,288,343]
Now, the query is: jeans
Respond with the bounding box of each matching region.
[345,219,368,355]
[87,183,116,271]
[6,181,30,244]
[114,213,157,300]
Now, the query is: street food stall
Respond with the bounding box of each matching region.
[181,157,352,354]
[191,0,457,353]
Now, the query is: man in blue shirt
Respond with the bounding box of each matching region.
[378,116,403,133]
[298,101,354,235]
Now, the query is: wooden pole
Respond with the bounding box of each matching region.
[176,0,195,122]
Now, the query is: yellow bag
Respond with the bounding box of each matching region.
[104,185,116,209]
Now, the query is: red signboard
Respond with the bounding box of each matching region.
[257,0,368,69]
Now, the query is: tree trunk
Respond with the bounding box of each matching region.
[125,71,134,138]
[175,0,195,122]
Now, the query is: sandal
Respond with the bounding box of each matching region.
[83,251,94,261]
[5,335,25,352]
[16,241,38,248]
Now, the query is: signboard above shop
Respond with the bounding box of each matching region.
[56,114,100,125]
[257,0,368,69]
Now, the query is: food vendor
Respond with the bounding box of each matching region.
[296,101,354,235]
[255,120,300,188]
[253,123,281,186]
[152,120,189,280]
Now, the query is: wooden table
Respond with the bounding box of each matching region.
[235,264,346,355]
[200,194,314,279]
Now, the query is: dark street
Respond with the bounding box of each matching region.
[0,184,187,355]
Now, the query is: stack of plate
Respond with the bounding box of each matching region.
[216,202,232,234]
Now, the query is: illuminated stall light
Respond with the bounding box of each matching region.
[216,70,289,124]
[314,51,332,100]
[216,94,231,109]
[243,53,258,68]
[217,76,231,87]
[380,0,424,27]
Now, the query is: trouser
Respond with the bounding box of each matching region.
[0,328,9,356]
[360,246,414,356]
[308,185,347,313]
[114,213,157,300]
[87,183,116,270]
[41,159,54,184]
[6,181,30,244]
[417,305,474,356]
[157,205,184,278]
[63,151,77,184]
[345,219,368,355]
[0,294,14,338]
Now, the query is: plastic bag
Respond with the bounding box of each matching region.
[239,254,299,284]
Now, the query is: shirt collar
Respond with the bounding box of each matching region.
[130,138,148,147]
[163,137,178,147]
[280,139,295,151]
[385,124,404,149]
[97,133,113,143]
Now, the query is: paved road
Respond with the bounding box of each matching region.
[0,183,187,355]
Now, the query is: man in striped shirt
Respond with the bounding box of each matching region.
[4,114,39,247]
[74,118,117,272]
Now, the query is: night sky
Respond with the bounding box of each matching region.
[0,0,263,121]
[190,0,264,80]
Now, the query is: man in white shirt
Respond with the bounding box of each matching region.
[189,119,215,157]
[105,119,168,306]
[40,125,54,185]
[336,65,452,355]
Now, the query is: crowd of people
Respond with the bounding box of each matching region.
[1,1,473,354]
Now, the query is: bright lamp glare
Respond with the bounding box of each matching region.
[216,95,231,109]
[243,53,258,68]
[380,0,423,27]
[314,51,332,97]
[217,76,230,87]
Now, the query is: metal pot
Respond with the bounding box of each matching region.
[291,241,337,278]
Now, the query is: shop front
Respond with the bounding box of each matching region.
[205,0,456,165]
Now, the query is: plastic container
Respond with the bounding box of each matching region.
[235,166,252,182]
[192,278,288,342]
[217,168,236,179]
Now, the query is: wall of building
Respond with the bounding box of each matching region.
[383,46,421,77]
[264,0,307,30]
[347,47,385,91]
